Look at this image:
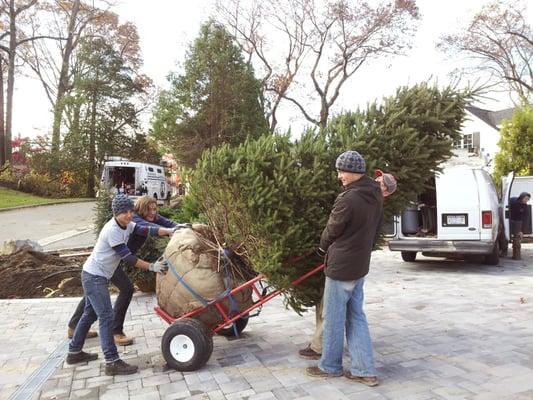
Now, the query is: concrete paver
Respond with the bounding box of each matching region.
[0,245,532,400]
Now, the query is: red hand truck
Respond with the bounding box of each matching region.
[155,262,325,371]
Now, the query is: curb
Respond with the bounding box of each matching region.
[0,199,94,212]
[44,246,94,255]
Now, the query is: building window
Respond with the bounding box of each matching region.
[453,133,473,150]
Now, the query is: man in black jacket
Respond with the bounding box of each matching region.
[510,192,531,260]
[306,150,383,387]
[299,169,396,360]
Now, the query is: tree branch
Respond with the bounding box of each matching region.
[282,93,318,125]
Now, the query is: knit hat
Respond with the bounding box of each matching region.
[375,169,397,195]
[335,150,366,173]
[112,194,134,216]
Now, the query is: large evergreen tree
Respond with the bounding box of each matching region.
[188,83,473,313]
[151,20,268,167]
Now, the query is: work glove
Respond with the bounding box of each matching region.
[149,260,169,273]
[162,228,175,236]
[316,247,326,258]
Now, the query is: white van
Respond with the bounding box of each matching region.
[100,157,171,203]
[388,167,504,265]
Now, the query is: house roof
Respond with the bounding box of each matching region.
[465,105,516,130]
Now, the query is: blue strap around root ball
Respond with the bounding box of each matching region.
[165,252,241,332]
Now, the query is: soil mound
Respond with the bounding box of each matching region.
[0,249,86,299]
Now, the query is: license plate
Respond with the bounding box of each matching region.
[447,215,465,225]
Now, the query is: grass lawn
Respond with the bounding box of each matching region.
[0,187,89,209]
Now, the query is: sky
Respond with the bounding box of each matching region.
[12,0,529,140]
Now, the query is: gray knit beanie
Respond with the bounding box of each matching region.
[335,150,366,173]
[112,194,134,216]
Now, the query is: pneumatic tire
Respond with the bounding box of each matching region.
[401,251,417,262]
[484,242,499,265]
[161,318,213,371]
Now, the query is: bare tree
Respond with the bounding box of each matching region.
[439,0,532,103]
[0,0,39,165]
[20,0,114,174]
[217,0,420,130]
[0,54,5,167]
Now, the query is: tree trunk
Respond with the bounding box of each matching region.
[319,101,328,130]
[71,98,81,138]
[0,57,5,167]
[50,0,81,175]
[4,0,19,165]
[86,86,97,198]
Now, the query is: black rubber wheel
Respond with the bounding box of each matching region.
[161,318,213,371]
[217,317,249,337]
[401,251,417,262]
[484,242,499,265]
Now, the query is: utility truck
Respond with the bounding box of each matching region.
[100,157,171,203]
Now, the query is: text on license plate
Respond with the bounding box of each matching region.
[447,215,465,225]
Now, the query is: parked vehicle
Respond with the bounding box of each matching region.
[388,167,506,265]
[100,157,171,203]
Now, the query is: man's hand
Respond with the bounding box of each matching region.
[149,260,169,273]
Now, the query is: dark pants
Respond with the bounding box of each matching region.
[68,265,134,335]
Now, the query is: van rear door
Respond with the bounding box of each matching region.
[436,168,480,240]
[502,171,515,242]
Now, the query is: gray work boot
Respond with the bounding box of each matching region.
[105,359,138,376]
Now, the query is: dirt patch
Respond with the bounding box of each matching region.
[0,249,87,299]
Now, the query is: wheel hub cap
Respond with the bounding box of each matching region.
[169,334,195,362]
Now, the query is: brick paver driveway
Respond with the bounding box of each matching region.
[1,246,532,400]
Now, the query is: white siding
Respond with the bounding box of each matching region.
[461,111,501,172]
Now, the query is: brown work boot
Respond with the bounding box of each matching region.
[114,333,134,346]
[305,366,343,378]
[298,345,321,360]
[344,371,379,387]
[105,359,138,376]
[67,327,98,339]
[66,351,98,365]
[512,245,521,260]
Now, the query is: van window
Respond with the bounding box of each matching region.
[157,168,162,174]
[148,167,154,172]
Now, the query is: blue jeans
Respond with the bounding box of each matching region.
[319,276,377,377]
[68,264,134,335]
[69,271,120,363]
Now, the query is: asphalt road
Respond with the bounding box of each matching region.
[0,201,96,251]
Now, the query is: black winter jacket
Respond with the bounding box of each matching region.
[320,175,383,281]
